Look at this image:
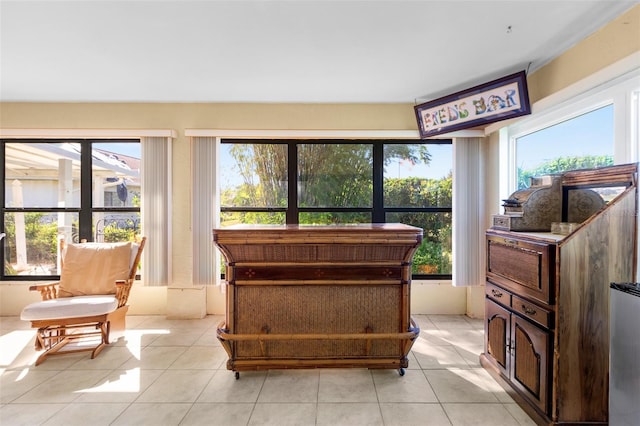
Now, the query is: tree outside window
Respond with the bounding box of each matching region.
[220,140,452,277]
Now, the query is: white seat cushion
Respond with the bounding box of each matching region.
[20,295,119,321]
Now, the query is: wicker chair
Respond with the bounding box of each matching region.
[20,237,146,366]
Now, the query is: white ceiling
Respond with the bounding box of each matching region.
[0,1,636,104]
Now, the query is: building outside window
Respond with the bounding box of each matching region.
[1,139,141,279]
[220,139,453,278]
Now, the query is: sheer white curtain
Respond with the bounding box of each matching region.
[141,136,172,286]
[192,136,219,285]
[452,137,486,286]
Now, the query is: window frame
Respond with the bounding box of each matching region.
[503,72,640,200]
[220,138,453,280]
[1,138,140,281]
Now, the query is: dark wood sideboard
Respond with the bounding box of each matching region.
[213,223,423,378]
[481,163,638,425]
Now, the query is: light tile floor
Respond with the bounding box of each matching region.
[0,315,536,426]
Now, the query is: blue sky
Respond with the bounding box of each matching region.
[96,142,140,159]
[515,104,613,171]
[386,144,452,180]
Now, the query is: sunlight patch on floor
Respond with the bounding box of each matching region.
[448,367,504,393]
[123,329,170,359]
[0,330,36,367]
[77,367,141,393]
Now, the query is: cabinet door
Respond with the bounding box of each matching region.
[511,315,550,414]
[485,298,510,377]
[486,234,553,305]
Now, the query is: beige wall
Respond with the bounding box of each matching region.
[1,5,638,318]
[0,103,418,130]
[527,5,639,104]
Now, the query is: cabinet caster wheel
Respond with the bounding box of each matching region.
[398,368,405,376]
[235,372,240,380]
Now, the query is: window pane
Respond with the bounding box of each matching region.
[92,142,141,208]
[298,144,372,208]
[93,212,141,243]
[387,212,452,275]
[220,143,288,208]
[5,142,81,208]
[299,212,371,225]
[3,212,78,276]
[218,140,452,279]
[384,144,452,207]
[221,211,285,226]
[516,105,614,189]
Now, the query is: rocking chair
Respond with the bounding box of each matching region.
[20,237,146,366]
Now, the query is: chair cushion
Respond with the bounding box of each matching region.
[58,242,131,297]
[20,295,119,321]
[130,242,140,271]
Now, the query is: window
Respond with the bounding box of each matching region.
[220,139,453,278]
[515,105,614,189]
[1,139,141,279]
[506,72,640,198]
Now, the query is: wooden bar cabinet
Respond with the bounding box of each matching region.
[213,223,423,378]
[480,163,638,425]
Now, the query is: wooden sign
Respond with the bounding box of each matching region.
[414,71,531,138]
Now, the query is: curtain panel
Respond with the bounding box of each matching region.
[452,137,486,286]
[141,136,172,286]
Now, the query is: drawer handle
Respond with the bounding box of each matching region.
[491,289,503,298]
[521,304,537,315]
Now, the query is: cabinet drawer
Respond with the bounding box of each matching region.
[512,295,552,329]
[486,235,553,305]
[486,282,511,307]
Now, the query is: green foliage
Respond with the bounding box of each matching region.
[518,155,613,189]
[229,144,288,207]
[411,241,443,274]
[223,143,453,275]
[391,210,452,275]
[299,144,373,208]
[384,174,452,207]
[221,211,285,226]
[102,224,137,242]
[4,261,16,275]
[224,143,436,210]
[299,212,371,225]
[3,212,58,268]
[385,144,432,166]
[3,212,138,274]
[130,192,141,208]
[384,175,453,274]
